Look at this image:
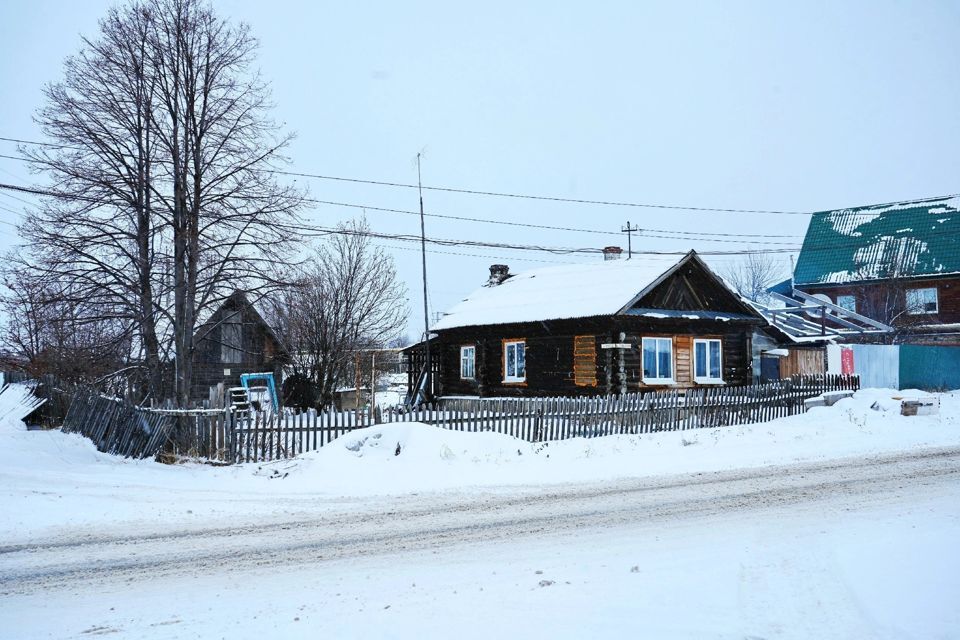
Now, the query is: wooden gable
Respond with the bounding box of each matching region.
[627,255,757,315]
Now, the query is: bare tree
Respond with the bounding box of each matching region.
[722,253,787,304]
[849,243,936,339]
[144,0,303,408]
[19,3,167,399]
[269,220,408,409]
[1,266,132,387]
[17,0,303,406]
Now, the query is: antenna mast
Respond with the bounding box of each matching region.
[417,153,431,401]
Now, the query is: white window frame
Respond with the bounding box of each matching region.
[641,337,674,385]
[460,345,476,380]
[836,295,856,313]
[906,287,938,314]
[503,340,526,383]
[693,338,724,384]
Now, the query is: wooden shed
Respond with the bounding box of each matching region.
[190,290,289,403]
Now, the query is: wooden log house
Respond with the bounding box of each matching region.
[412,250,769,398]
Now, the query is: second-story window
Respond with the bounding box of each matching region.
[221,312,243,363]
[837,295,856,313]
[906,287,938,314]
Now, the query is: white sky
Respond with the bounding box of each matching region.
[1,1,959,339]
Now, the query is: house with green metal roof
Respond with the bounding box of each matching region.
[789,196,960,344]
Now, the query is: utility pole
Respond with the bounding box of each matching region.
[417,153,431,401]
[370,351,377,417]
[621,221,640,259]
[354,351,362,410]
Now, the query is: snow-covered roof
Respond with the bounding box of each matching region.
[794,196,960,285]
[432,254,697,331]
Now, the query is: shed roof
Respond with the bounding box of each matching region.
[794,196,960,286]
[431,252,744,331]
[193,290,289,359]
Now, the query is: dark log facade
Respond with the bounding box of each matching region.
[421,254,766,398]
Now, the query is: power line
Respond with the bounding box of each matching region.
[4,133,958,218]
[0,136,70,149]
[0,204,24,227]
[4,136,954,241]
[371,242,577,265]
[0,153,34,163]
[302,198,799,244]
[6,180,960,260]
[273,168,808,215]
[0,134,811,216]
[0,153,806,241]
[0,137,804,214]
[0,189,36,208]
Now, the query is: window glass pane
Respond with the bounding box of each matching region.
[506,344,515,377]
[516,343,526,377]
[658,339,672,379]
[709,341,721,379]
[461,347,474,378]
[906,290,918,309]
[837,295,855,312]
[642,339,656,378]
[695,342,707,378]
[907,288,937,313]
[221,313,242,364]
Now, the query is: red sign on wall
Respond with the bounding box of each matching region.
[841,347,855,375]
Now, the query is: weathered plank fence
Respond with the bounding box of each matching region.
[231,374,859,463]
[61,388,230,460]
[58,375,858,463]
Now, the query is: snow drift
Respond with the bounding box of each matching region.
[0,385,957,542]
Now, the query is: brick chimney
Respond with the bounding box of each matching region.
[602,246,623,261]
[486,264,511,286]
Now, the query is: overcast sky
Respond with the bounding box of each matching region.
[1,1,958,339]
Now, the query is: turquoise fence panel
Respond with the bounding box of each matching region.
[899,345,960,391]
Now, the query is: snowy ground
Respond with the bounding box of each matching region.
[1,385,959,638]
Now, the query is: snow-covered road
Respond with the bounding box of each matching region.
[3,386,959,638]
[4,446,959,638]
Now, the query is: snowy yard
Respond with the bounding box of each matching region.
[1,386,959,639]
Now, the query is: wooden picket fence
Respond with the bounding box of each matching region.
[231,374,859,463]
[61,388,229,460]
[58,375,858,463]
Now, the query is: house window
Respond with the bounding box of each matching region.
[694,339,723,383]
[221,312,242,364]
[837,295,856,313]
[906,287,938,314]
[460,346,476,379]
[641,337,673,383]
[503,340,526,382]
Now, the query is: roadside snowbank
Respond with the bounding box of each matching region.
[279,388,959,493]
[0,387,957,541]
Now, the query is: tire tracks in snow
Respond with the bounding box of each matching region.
[2,446,958,595]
